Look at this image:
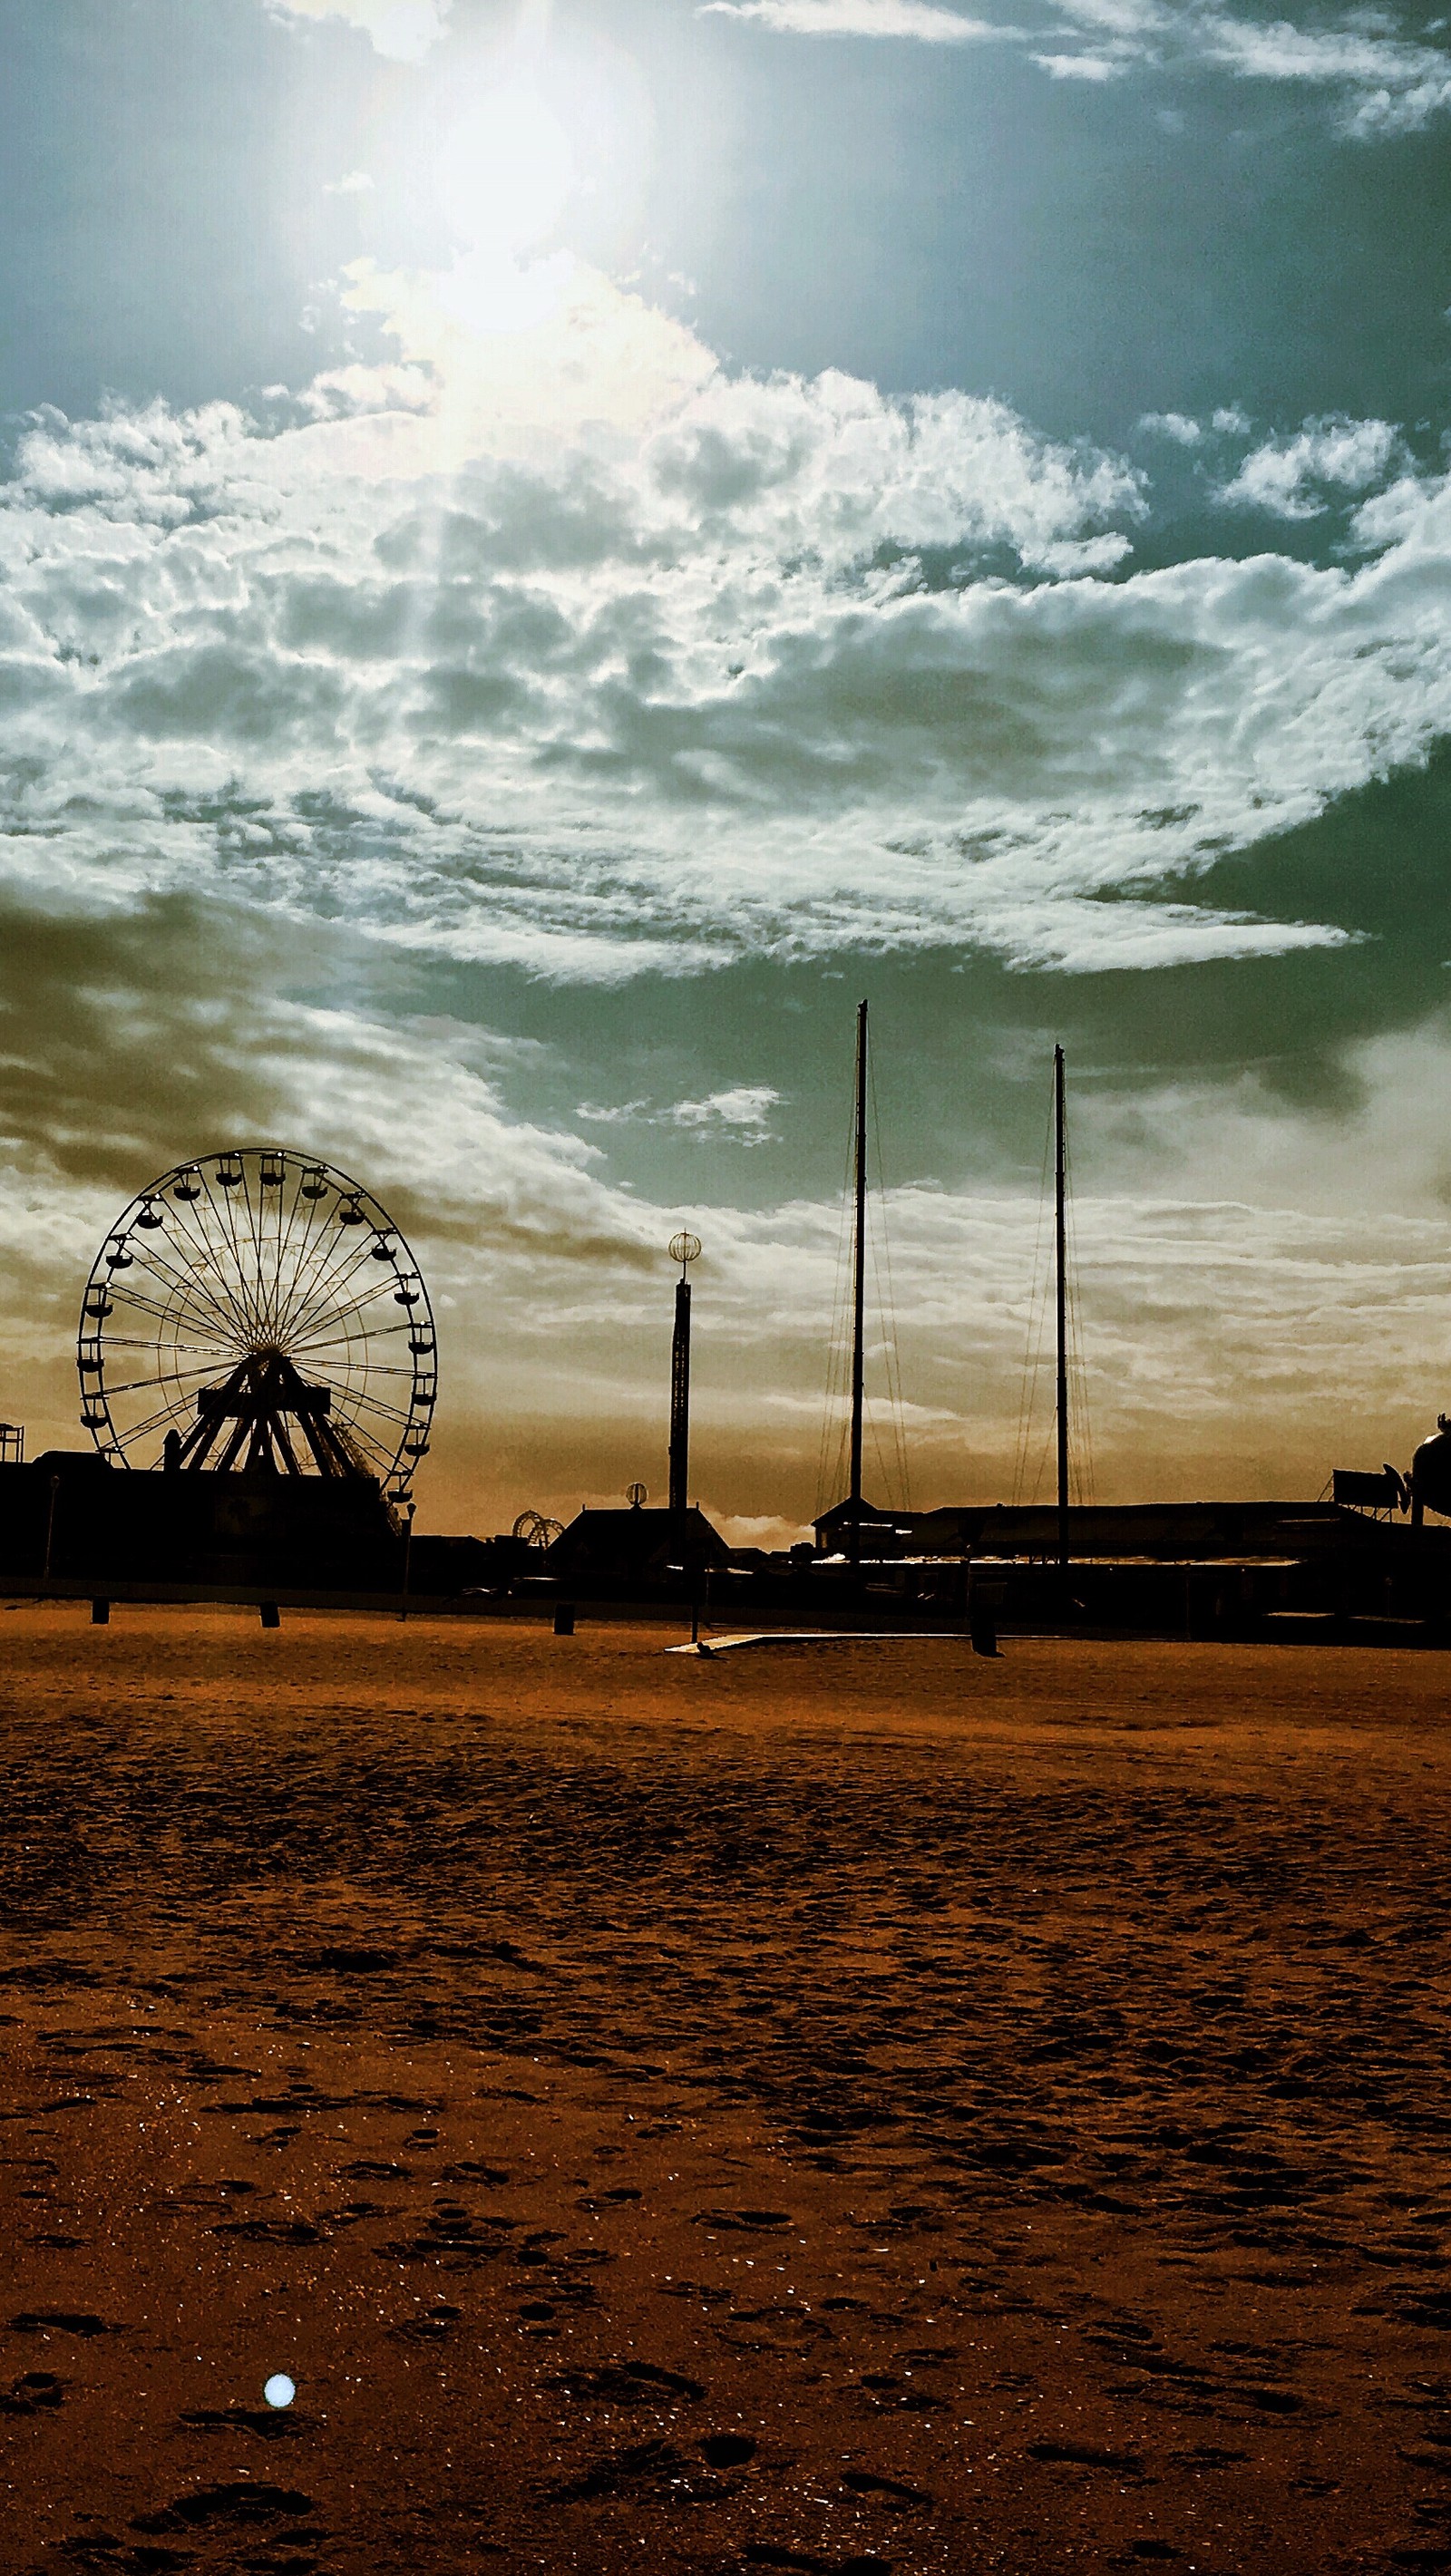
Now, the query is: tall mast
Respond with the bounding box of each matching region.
[849,998,868,1563]
[1054,1042,1069,1578]
[668,1273,691,1515]
[667,1230,701,1516]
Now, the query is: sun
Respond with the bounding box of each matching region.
[434,83,575,258]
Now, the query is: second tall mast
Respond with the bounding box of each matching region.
[849,997,868,1560]
[1055,1041,1069,1577]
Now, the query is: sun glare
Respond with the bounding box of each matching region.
[435,83,575,257]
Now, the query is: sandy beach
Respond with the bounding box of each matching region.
[4,1609,1451,2572]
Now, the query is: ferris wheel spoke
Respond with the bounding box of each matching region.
[268,1164,318,1335]
[242,1161,273,1336]
[314,1384,417,1435]
[257,1164,300,1346]
[337,1393,415,1428]
[199,1164,264,1343]
[287,1282,409,1349]
[102,1265,240,1347]
[106,1224,242,1327]
[277,1162,342,1310]
[99,1356,239,1398]
[278,1221,391,1346]
[235,1157,268,1333]
[286,1317,417,1355]
[164,1188,257,1341]
[284,1274,401,1356]
[269,1182,358,1333]
[288,1348,419,1376]
[272,1221,371,1346]
[269,1166,385,1334]
[110,1388,209,1447]
[336,1418,402,1470]
[243,1170,290,1346]
[306,1362,416,1423]
[162,1176,239,1305]
[145,1206,255,1345]
[93,1337,243,1361]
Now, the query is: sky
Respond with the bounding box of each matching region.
[5,0,1451,1536]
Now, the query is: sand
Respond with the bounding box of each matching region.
[3,1609,1451,2574]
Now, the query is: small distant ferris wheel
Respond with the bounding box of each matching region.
[76,1148,435,1504]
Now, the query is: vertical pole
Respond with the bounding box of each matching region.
[43,1473,59,1584]
[849,998,868,1566]
[1055,1043,1069,1581]
[669,1277,691,1516]
[399,1500,415,1622]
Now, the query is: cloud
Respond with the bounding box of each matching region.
[1032,51,1123,80]
[266,0,451,61]
[1217,415,1399,519]
[700,0,999,37]
[704,0,1451,132]
[2,256,1451,989]
[669,1085,783,1137]
[578,1087,784,1141]
[1138,412,1203,445]
[1197,12,1451,134]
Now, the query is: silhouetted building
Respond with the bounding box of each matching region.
[0,1451,402,1592]
[406,1534,496,1595]
[813,1497,906,1554]
[545,1505,728,1596]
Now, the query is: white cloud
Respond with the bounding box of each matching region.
[1197,12,1451,133]
[669,1086,783,1137]
[1218,414,1399,519]
[704,0,1451,132]
[700,0,1000,38]
[266,0,450,60]
[1138,411,1203,444]
[578,1087,784,1140]
[0,256,1449,988]
[1032,51,1123,78]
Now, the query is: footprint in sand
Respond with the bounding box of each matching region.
[0,2371,63,2415]
[9,2311,112,2338]
[556,2359,706,2405]
[130,2481,316,2535]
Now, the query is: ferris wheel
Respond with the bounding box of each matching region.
[76,1149,436,1502]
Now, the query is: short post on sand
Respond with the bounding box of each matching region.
[969,1565,1002,1659]
[399,1498,415,1624]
